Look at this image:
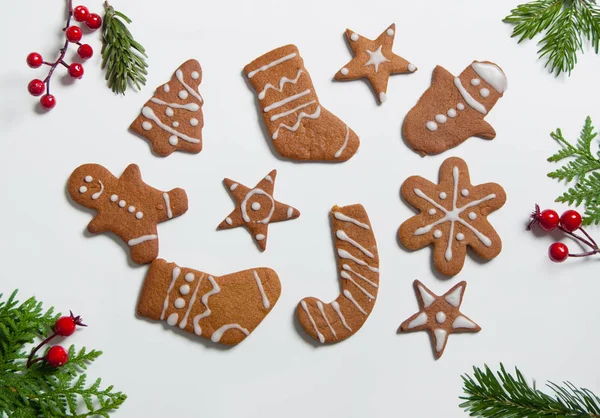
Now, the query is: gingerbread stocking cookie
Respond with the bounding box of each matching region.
[244,45,359,162]
[398,157,506,276]
[137,259,281,345]
[403,61,507,155]
[130,60,204,157]
[68,164,188,264]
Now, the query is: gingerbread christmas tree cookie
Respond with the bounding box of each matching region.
[217,169,300,251]
[398,157,506,276]
[130,59,204,157]
[334,23,417,104]
[68,163,188,264]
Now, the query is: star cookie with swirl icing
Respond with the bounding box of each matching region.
[398,157,506,276]
[217,169,300,251]
[334,23,417,104]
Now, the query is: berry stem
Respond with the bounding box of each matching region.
[577,226,598,248]
[26,332,58,368]
[568,250,600,257]
[558,226,597,250]
[43,0,74,95]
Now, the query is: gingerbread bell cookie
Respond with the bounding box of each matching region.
[399,280,480,359]
[334,23,417,104]
[403,61,507,155]
[137,259,281,345]
[244,45,359,162]
[68,164,188,264]
[398,157,506,276]
[297,204,379,344]
[130,59,204,156]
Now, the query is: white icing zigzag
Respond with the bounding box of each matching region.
[272,106,321,140]
[259,69,304,100]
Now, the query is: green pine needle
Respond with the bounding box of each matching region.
[0,290,126,417]
[460,363,600,417]
[503,0,600,76]
[101,1,148,94]
[547,116,600,225]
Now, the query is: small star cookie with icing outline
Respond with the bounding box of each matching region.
[398,157,506,276]
[334,23,417,104]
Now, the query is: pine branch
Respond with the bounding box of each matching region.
[460,363,600,417]
[101,1,148,94]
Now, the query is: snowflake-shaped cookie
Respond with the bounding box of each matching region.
[398,157,506,276]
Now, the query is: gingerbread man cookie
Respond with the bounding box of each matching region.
[130,60,204,156]
[68,164,188,264]
[399,280,480,359]
[334,23,417,104]
[137,259,281,345]
[403,61,507,155]
[398,157,506,276]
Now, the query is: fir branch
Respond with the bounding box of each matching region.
[504,0,600,76]
[460,364,600,417]
[101,1,148,94]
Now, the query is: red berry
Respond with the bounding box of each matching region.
[85,13,102,30]
[28,79,45,96]
[26,52,43,68]
[77,44,93,59]
[538,209,559,232]
[66,26,83,42]
[46,345,68,367]
[73,5,89,22]
[68,63,84,79]
[40,94,56,110]
[560,210,582,232]
[549,242,569,263]
[55,316,77,337]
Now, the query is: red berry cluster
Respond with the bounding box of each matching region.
[26,311,87,368]
[527,204,599,262]
[26,2,102,110]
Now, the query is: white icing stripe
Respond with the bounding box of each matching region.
[150,98,200,112]
[434,328,447,352]
[342,264,378,288]
[258,69,304,100]
[142,107,200,144]
[471,62,507,93]
[128,234,158,246]
[334,125,350,159]
[287,207,294,219]
[273,106,321,140]
[193,276,221,336]
[408,312,428,329]
[264,89,311,113]
[91,180,104,200]
[248,53,297,78]
[317,301,337,339]
[179,273,204,329]
[341,271,375,300]
[337,249,379,273]
[270,100,317,122]
[301,300,324,343]
[331,301,352,331]
[334,211,370,230]
[253,270,270,309]
[175,69,203,103]
[343,289,367,315]
[454,78,487,114]
[336,230,374,258]
[160,267,180,320]
[211,324,250,343]
[162,193,173,219]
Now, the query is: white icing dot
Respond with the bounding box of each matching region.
[166,107,174,117]
[191,71,200,80]
[119,200,126,208]
[225,217,233,225]
[169,135,178,146]
[166,313,178,326]
[256,234,265,241]
[178,90,188,100]
[433,230,442,239]
[163,84,170,93]
[185,273,194,282]
[426,121,438,131]
[172,121,179,128]
[480,88,490,98]
[457,103,465,111]
[408,63,416,72]
[386,28,394,36]
[456,233,465,241]
[128,206,135,213]
[436,312,447,324]
[84,176,93,183]
[350,33,359,41]
[142,121,152,131]
[428,208,436,215]
[439,192,447,199]
[435,114,447,124]
[471,78,481,86]
[136,212,143,219]
[461,189,469,197]
[180,285,190,295]
[251,202,261,211]
[174,298,185,309]
[379,92,387,103]
[110,194,118,202]
[447,109,457,118]
[340,67,349,76]
[468,212,477,220]
[79,186,87,193]
[190,118,199,126]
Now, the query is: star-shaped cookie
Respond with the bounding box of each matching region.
[217,169,300,251]
[398,280,480,359]
[334,23,417,104]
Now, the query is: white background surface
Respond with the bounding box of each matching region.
[2,0,600,417]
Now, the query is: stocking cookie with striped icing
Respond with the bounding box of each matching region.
[137,259,281,345]
[68,164,188,264]
[244,45,359,161]
[403,61,507,155]
[130,59,204,157]
[398,157,506,276]
[296,204,379,344]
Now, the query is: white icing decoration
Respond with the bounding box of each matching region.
[225,217,233,225]
[408,312,427,329]
[272,106,321,140]
[253,270,270,309]
[342,264,378,288]
[461,189,469,197]
[468,212,477,220]
[287,207,294,218]
[79,186,87,193]
[334,125,350,159]
[340,68,349,76]
[433,230,442,238]
[447,109,457,118]
[336,230,374,258]
[258,69,304,100]
[426,121,438,131]
[128,234,157,246]
[454,78,487,114]
[178,90,188,100]
[343,289,367,315]
[230,183,238,191]
[434,329,447,352]
[263,89,311,113]
[408,63,416,72]
[166,108,174,117]
[334,210,370,229]
[190,118,199,126]
[436,312,446,324]
[317,301,336,338]
[167,313,179,326]
[241,189,274,224]
[439,192,447,199]
[264,175,273,183]
[386,28,394,36]
[180,285,190,295]
[456,233,465,241]
[84,176,93,183]
[110,194,118,202]
[331,301,352,331]
[247,53,297,78]
[457,103,465,111]
[193,276,221,336]
[172,121,179,128]
[379,92,387,103]
[480,88,490,98]
[128,206,135,213]
[417,283,436,308]
[350,33,359,41]
[365,45,390,72]
[301,301,324,343]
[163,84,170,92]
[256,234,265,241]
[168,136,178,146]
[341,271,375,300]
[163,193,173,219]
[211,324,250,343]
[428,209,436,215]
[142,107,200,144]
[453,315,478,329]
[270,101,316,122]
[175,69,203,103]
[179,274,204,329]
[251,202,261,211]
[471,62,508,93]
[136,212,143,219]
[445,285,464,307]
[471,78,480,86]
[337,249,379,273]
[185,273,194,282]
[174,298,185,309]
[160,267,180,320]
[119,200,126,208]
[150,98,200,112]
[435,114,447,124]
[191,71,200,80]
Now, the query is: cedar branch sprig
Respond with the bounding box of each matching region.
[101,1,148,94]
[460,364,600,417]
[503,0,600,76]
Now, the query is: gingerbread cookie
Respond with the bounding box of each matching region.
[217,169,300,251]
[398,157,506,276]
[399,280,480,359]
[137,259,281,345]
[68,164,188,264]
[334,23,417,104]
[130,60,204,156]
[244,45,359,161]
[297,204,379,344]
[403,61,507,155]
